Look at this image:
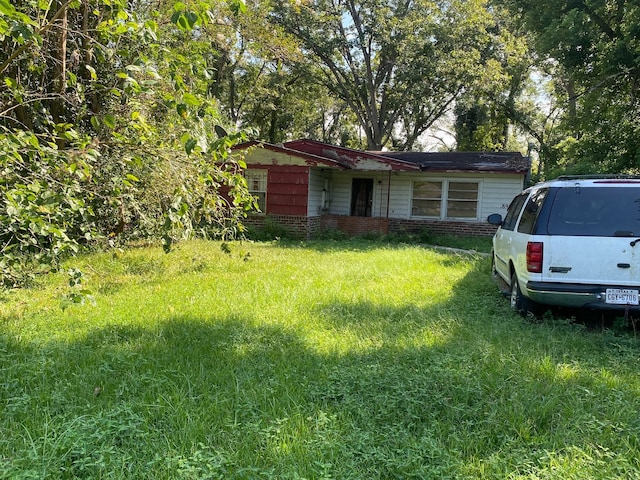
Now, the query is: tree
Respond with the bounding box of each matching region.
[499,0,640,175]
[197,1,359,146]
[267,0,517,151]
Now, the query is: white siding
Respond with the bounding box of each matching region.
[308,169,331,216]
[330,174,352,215]
[388,172,524,221]
[388,174,412,218]
[308,169,523,221]
[327,171,390,216]
[478,175,525,219]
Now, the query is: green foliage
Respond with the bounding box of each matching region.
[454,101,509,151]
[269,0,519,150]
[0,128,96,286]
[0,0,254,285]
[60,268,95,311]
[500,0,640,176]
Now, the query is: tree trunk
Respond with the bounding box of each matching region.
[50,0,68,128]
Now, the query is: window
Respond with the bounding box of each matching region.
[245,169,267,213]
[412,181,442,217]
[547,187,640,236]
[447,181,478,219]
[517,188,548,234]
[502,193,527,231]
[411,180,479,219]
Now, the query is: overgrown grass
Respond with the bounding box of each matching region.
[1,239,639,478]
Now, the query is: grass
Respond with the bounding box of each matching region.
[1,238,640,478]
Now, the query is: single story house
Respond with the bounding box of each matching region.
[232,139,530,238]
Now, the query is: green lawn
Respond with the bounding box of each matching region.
[1,239,640,479]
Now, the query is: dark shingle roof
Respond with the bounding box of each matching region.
[374,151,530,174]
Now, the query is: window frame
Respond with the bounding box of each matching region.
[244,169,268,214]
[502,193,527,231]
[411,180,443,218]
[411,178,481,220]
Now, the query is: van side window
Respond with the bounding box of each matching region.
[502,193,527,231]
[517,188,548,234]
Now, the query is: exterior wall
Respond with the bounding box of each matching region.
[267,165,309,216]
[241,164,524,238]
[243,214,310,238]
[330,173,351,215]
[244,148,313,167]
[308,169,331,216]
[387,172,523,221]
[320,215,389,236]
[478,175,525,219]
[244,213,497,238]
[243,214,324,239]
[246,164,310,216]
[388,218,498,236]
[327,171,391,217]
[327,171,523,222]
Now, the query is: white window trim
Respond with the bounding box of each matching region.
[411,178,482,221]
[245,169,268,214]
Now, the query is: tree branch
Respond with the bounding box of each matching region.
[0,0,76,75]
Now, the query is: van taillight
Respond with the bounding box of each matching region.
[527,242,543,273]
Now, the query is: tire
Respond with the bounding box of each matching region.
[510,271,540,317]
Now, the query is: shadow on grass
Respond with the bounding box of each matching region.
[2,258,640,478]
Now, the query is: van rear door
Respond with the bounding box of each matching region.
[540,185,640,286]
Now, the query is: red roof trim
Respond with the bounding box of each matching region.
[284,139,421,171]
[233,140,349,169]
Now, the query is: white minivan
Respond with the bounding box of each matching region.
[488,175,640,316]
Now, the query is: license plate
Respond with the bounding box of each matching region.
[606,289,639,305]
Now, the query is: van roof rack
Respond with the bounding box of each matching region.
[555,174,640,181]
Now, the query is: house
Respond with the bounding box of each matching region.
[232,139,530,238]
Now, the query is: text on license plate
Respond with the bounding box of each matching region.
[606,289,640,305]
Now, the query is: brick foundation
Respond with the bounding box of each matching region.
[245,214,497,238]
[388,218,498,236]
[319,215,389,236]
[243,214,311,238]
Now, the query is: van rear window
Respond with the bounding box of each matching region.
[547,187,640,236]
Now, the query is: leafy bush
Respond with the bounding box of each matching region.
[0,0,256,286]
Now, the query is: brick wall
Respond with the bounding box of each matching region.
[244,214,312,238]
[244,214,498,238]
[320,215,389,236]
[388,218,498,236]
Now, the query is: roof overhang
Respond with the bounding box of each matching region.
[375,151,531,175]
[233,140,350,169]
[283,139,421,172]
[234,139,530,175]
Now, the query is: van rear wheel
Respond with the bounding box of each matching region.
[510,272,541,317]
